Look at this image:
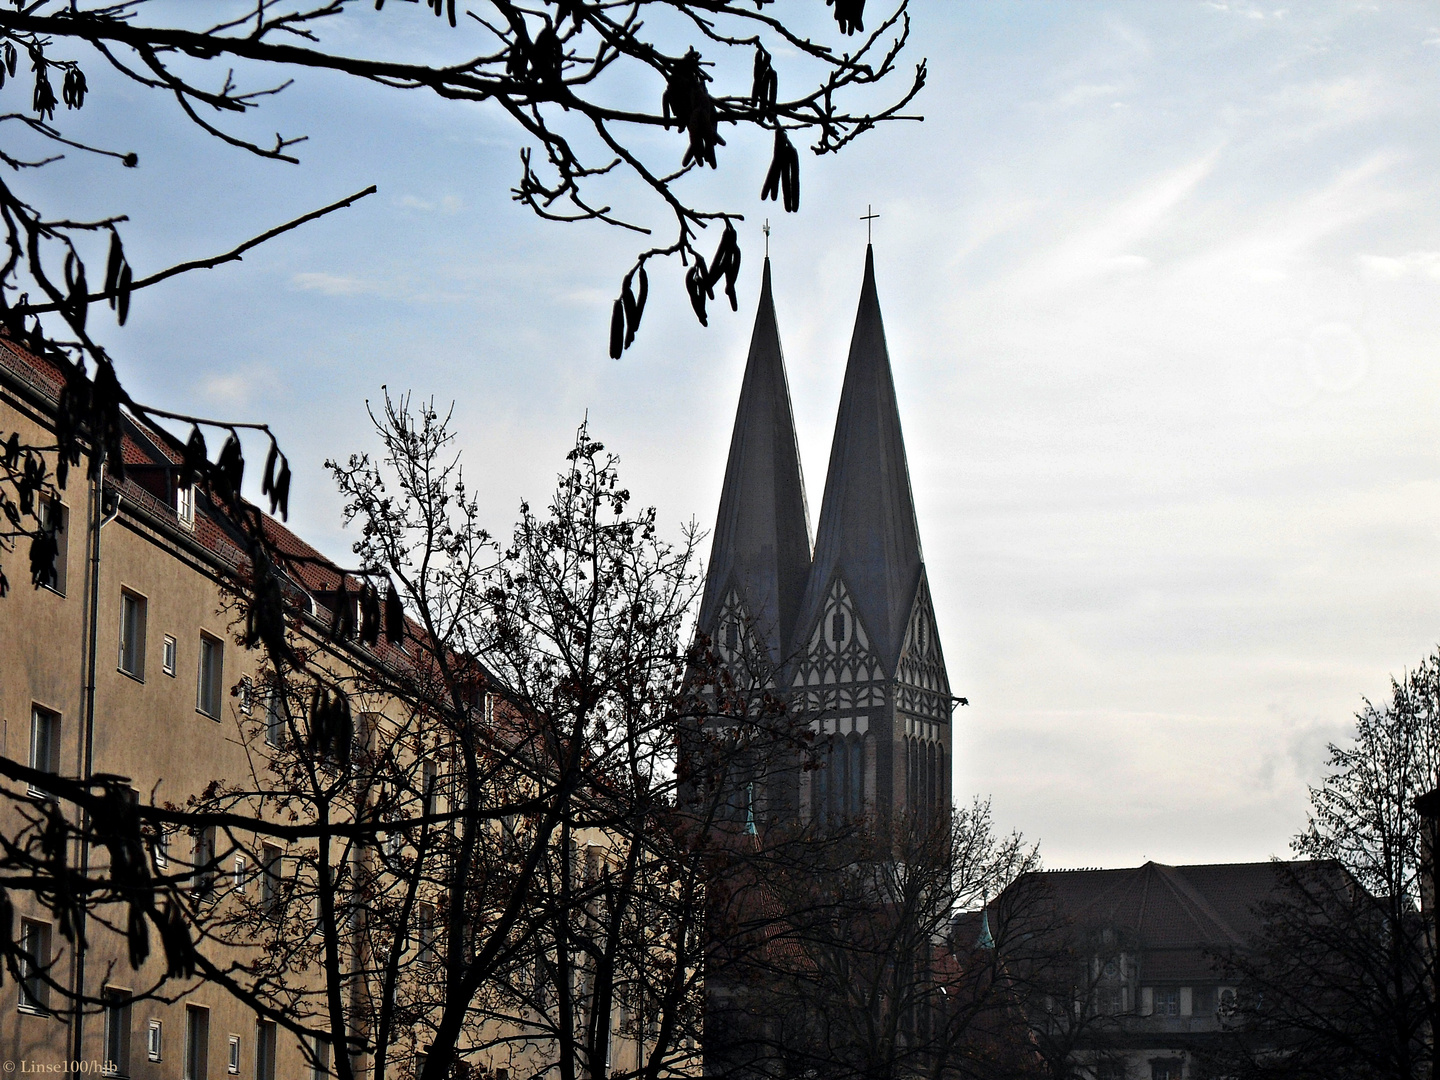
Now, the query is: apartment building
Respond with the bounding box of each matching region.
[1,338,693,1080]
[0,334,388,1080]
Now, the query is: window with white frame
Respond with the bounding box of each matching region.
[119,590,147,679]
[36,495,68,594]
[147,1020,163,1062]
[261,845,282,915]
[227,1035,240,1075]
[176,483,195,529]
[309,1035,329,1080]
[264,686,287,748]
[162,635,178,677]
[18,918,51,1012]
[28,704,60,798]
[197,634,223,718]
[238,676,253,716]
[192,827,217,902]
[233,856,247,894]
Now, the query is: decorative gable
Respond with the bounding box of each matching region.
[790,575,887,714]
[895,575,951,721]
[711,585,777,692]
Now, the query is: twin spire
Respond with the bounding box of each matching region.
[701,246,925,673]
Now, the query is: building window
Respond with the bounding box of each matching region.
[422,758,438,817]
[724,621,738,652]
[1219,987,1236,1014]
[1192,985,1215,1016]
[261,845,282,915]
[28,704,60,798]
[18,919,51,1012]
[1095,1063,1125,1080]
[177,484,195,529]
[1150,1061,1182,1080]
[192,827,217,902]
[832,610,846,645]
[103,988,132,1076]
[848,736,864,817]
[153,826,170,869]
[1153,988,1181,1017]
[147,1020,163,1063]
[309,1035,330,1080]
[227,1035,241,1075]
[254,1021,276,1080]
[162,635,178,677]
[417,903,436,964]
[37,495,68,595]
[233,856,247,894]
[238,676,253,716]
[119,590,148,679]
[264,687,287,748]
[184,1005,210,1080]
[197,634,224,718]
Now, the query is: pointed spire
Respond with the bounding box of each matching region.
[795,245,924,672]
[698,258,813,664]
[976,907,995,950]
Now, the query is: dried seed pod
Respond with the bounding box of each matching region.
[215,433,244,504]
[609,298,624,359]
[180,426,207,492]
[384,581,405,644]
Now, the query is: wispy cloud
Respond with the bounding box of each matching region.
[291,272,382,296]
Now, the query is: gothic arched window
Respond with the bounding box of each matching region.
[848,736,864,817]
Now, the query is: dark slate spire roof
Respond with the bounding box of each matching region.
[794,245,923,673]
[698,258,813,663]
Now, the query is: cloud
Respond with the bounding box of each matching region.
[201,374,251,405]
[291,272,381,296]
[1356,251,1440,281]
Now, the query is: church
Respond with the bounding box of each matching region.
[696,244,955,836]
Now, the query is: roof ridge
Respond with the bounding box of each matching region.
[1159,865,1248,945]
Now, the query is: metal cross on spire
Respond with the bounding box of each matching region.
[861,204,879,243]
[763,218,770,258]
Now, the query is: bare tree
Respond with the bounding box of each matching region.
[1204,654,1440,1080]
[703,798,1040,1080]
[0,0,925,1046]
[166,395,834,1080]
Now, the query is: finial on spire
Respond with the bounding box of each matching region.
[763,218,771,259]
[861,204,879,245]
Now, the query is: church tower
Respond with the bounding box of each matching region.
[788,245,951,835]
[695,256,813,823]
[700,246,952,836]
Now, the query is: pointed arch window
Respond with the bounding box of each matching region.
[848,736,864,818]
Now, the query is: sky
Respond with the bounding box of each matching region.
[24,1,1440,869]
